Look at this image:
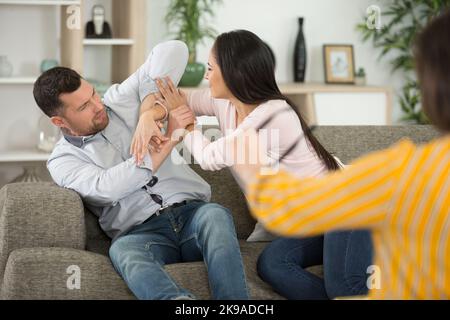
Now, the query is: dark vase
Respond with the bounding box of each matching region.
[294,17,307,82]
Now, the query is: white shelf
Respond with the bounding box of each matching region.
[83,39,135,46]
[0,0,80,5]
[0,77,37,84]
[0,150,51,163]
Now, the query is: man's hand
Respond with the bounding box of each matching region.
[156,77,188,111]
[166,105,196,142]
[130,110,168,165]
[139,92,166,118]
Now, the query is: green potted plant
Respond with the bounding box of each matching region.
[356,0,450,124]
[165,0,223,87]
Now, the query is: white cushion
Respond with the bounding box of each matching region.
[246,222,277,242]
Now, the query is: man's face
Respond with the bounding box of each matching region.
[52,79,109,136]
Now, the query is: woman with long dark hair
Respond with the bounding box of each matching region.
[233,11,450,299]
[133,30,373,299]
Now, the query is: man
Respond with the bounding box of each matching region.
[33,40,249,300]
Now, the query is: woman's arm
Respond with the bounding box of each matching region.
[183,129,239,171]
[234,130,414,237]
[156,77,217,117]
[185,88,218,117]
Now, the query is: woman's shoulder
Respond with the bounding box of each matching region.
[260,99,291,110]
[258,99,300,126]
[248,99,292,120]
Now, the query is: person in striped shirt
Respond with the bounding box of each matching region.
[233,10,450,299]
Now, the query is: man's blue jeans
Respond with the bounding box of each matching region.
[257,230,373,300]
[109,200,249,300]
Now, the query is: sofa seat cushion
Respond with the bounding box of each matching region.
[165,241,323,299]
[1,247,134,300]
[83,237,323,299]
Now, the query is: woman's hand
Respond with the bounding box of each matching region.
[156,77,188,111]
[130,110,169,165]
[166,105,196,142]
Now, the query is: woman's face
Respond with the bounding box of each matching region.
[205,51,232,99]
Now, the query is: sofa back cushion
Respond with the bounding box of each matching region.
[313,125,441,164]
[85,125,442,250]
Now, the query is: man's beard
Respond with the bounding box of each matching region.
[62,115,109,137]
[91,116,109,134]
[91,108,109,133]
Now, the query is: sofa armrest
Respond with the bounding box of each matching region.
[1,247,134,300]
[0,183,86,287]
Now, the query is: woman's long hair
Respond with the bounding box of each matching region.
[213,30,339,171]
[415,9,450,133]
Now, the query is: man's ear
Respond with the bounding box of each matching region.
[50,116,66,129]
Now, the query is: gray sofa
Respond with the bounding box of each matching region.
[0,125,441,300]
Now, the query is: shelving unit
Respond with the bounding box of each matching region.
[0,0,146,179]
[0,150,51,163]
[83,38,134,46]
[0,1,80,5]
[0,77,36,84]
[0,0,145,83]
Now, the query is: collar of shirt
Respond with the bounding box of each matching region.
[63,133,96,148]
[63,106,114,148]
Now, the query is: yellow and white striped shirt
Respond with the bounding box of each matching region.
[247,136,450,299]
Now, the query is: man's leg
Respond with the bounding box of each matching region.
[102,40,188,128]
[109,216,195,300]
[178,202,250,300]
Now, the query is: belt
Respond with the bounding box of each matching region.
[142,199,202,225]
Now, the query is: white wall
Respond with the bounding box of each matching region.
[147,0,405,122]
[0,0,407,187]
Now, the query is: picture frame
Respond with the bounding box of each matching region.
[323,44,355,84]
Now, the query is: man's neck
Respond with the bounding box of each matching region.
[61,127,96,138]
[61,127,77,137]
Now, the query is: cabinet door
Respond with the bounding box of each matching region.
[314,93,389,125]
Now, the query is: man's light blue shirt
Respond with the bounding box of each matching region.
[47,41,211,240]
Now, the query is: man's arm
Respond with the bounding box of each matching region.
[48,141,178,207]
[103,40,189,129]
[148,77,217,117]
[47,152,155,207]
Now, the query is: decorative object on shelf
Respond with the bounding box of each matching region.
[37,114,61,153]
[85,5,112,39]
[40,59,59,73]
[0,55,13,77]
[355,67,367,86]
[165,0,223,87]
[293,17,307,82]
[323,44,355,84]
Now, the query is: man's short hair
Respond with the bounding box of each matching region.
[33,67,82,117]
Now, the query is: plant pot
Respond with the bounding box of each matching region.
[355,76,366,86]
[179,62,205,87]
